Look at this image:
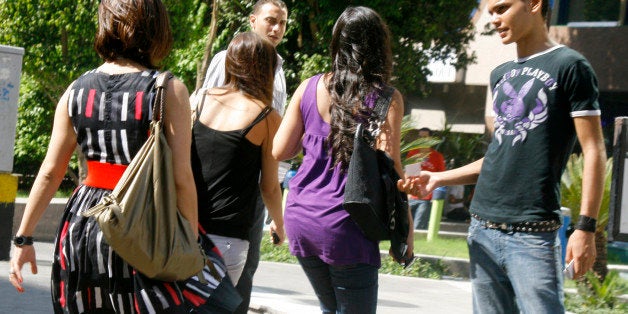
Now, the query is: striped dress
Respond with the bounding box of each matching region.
[51,70,237,313]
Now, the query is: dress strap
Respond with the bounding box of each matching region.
[241,106,273,136]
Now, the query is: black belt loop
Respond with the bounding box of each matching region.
[471,213,562,233]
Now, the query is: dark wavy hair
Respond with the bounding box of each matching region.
[327,6,393,169]
[94,0,173,69]
[224,32,278,106]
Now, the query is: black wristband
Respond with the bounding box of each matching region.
[574,215,597,233]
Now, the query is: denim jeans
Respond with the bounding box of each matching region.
[297,256,378,314]
[207,233,250,284]
[410,199,431,230]
[467,218,564,314]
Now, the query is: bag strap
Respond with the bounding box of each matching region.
[153,71,174,123]
[367,86,395,137]
[372,86,395,123]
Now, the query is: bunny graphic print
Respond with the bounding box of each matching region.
[470,46,601,223]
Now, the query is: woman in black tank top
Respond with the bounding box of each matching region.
[190,32,285,283]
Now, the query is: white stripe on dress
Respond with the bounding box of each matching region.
[99,92,106,121]
[107,246,114,279]
[75,291,84,313]
[152,286,170,309]
[140,290,158,314]
[77,88,84,115]
[85,128,95,159]
[111,130,122,164]
[97,130,107,163]
[117,294,126,314]
[94,287,103,308]
[68,89,75,117]
[96,231,106,274]
[121,92,129,121]
[120,129,131,163]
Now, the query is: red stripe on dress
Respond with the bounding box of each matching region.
[85,89,96,118]
[163,283,181,306]
[134,293,140,313]
[135,91,143,120]
[58,221,70,270]
[182,290,206,307]
[59,281,66,308]
[87,287,92,309]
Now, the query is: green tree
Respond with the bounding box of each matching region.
[192,0,478,94]
[2,0,479,188]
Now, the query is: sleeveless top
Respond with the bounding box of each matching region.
[191,99,272,240]
[69,69,158,165]
[284,74,381,267]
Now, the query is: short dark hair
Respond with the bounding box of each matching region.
[541,0,550,19]
[418,127,433,136]
[94,0,173,69]
[224,32,278,106]
[252,0,287,14]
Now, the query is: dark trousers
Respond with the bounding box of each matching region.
[233,193,265,314]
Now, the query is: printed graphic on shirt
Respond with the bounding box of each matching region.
[492,67,559,146]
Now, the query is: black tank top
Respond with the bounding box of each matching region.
[191,102,272,240]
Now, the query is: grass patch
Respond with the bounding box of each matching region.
[17,188,74,198]
[260,234,452,279]
[379,233,469,259]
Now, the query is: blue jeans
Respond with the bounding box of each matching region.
[410,199,431,230]
[467,218,564,314]
[297,256,378,314]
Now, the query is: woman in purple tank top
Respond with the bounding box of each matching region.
[273,6,414,314]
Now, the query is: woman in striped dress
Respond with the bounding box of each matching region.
[8,0,233,312]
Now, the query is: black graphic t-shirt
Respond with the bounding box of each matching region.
[471,46,600,223]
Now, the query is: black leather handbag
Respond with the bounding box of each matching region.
[343,87,410,262]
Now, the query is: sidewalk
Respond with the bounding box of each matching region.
[0,242,472,313]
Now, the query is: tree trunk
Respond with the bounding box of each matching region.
[592,230,608,281]
[196,0,219,90]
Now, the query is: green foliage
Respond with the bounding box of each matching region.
[400,115,442,166]
[194,0,478,94]
[260,234,450,278]
[565,271,628,313]
[560,154,613,230]
[435,126,488,168]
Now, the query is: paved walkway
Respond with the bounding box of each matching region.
[0,242,472,313]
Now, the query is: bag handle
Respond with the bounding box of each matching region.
[366,86,395,138]
[153,71,174,123]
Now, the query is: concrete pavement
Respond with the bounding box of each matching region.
[0,242,472,313]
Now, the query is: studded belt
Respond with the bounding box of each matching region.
[471,213,562,233]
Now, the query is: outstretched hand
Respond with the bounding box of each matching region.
[9,245,38,293]
[397,170,439,197]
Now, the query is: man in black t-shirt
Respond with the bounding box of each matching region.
[409,0,606,312]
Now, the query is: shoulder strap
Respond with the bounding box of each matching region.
[372,86,395,123]
[241,106,273,136]
[153,71,173,123]
[192,89,208,124]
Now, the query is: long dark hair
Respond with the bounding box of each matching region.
[224,32,277,106]
[94,0,173,68]
[327,6,393,168]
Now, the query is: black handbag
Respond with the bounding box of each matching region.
[343,87,410,262]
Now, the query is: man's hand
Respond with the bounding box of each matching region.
[565,229,596,279]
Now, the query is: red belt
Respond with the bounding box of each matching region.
[83,161,128,190]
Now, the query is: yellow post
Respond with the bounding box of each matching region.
[0,173,18,260]
[426,199,444,242]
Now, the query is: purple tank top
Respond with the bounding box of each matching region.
[284,74,380,267]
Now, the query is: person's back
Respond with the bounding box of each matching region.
[191,32,284,284]
[273,6,413,313]
[192,89,276,240]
